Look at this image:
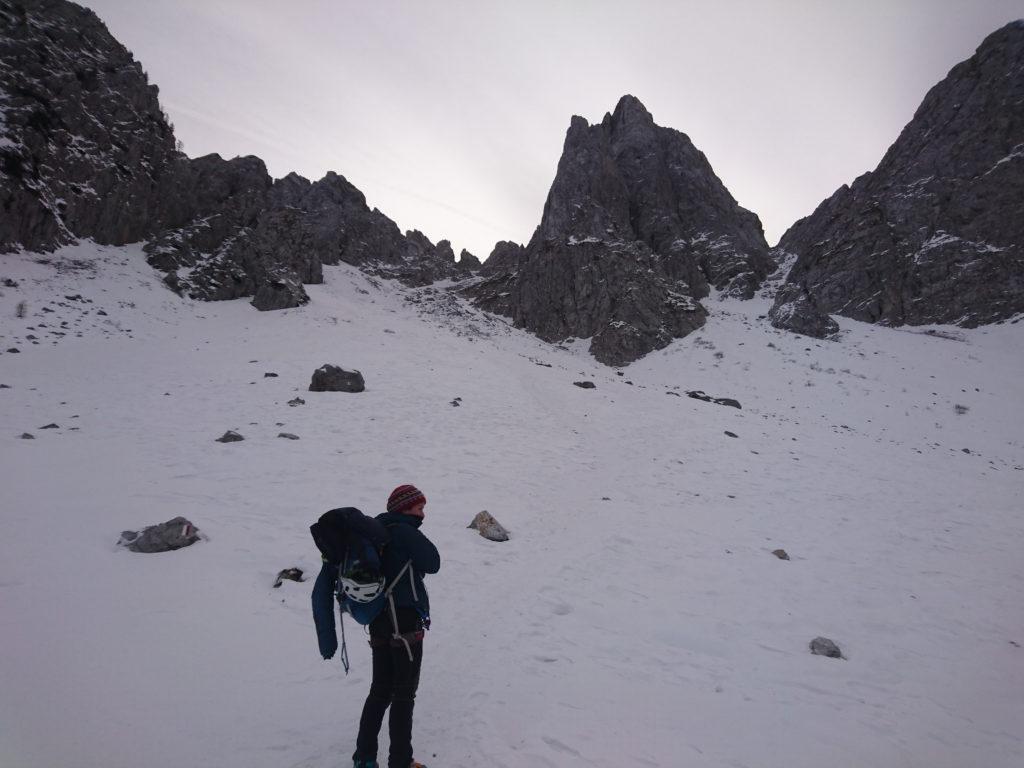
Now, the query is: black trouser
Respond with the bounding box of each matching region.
[353,608,424,768]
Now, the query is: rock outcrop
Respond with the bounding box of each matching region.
[0,0,178,251]
[467,95,772,365]
[771,21,1024,334]
[0,0,460,304]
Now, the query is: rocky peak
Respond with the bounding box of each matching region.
[469,95,771,365]
[771,20,1024,336]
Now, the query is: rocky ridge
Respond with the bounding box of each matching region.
[467,95,772,365]
[0,0,461,308]
[771,20,1024,336]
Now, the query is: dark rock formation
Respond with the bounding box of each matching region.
[772,549,790,561]
[0,0,178,252]
[457,249,481,270]
[309,364,365,393]
[809,636,844,659]
[215,430,244,443]
[118,516,201,553]
[467,96,772,365]
[772,21,1024,334]
[573,381,596,389]
[686,390,742,409]
[768,283,839,339]
[0,1,460,303]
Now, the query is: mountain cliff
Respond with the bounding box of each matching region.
[0,0,460,309]
[770,21,1024,336]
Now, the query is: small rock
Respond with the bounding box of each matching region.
[273,568,304,588]
[809,637,843,659]
[19,432,34,439]
[6,348,19,353]
[216,430,245,443]
[724,431,738,438]
[772,549,790,560]
[39,423,59,429]
[450,399,461,407]
[96,310,107,316]
[277,432,300,440]
[264,372,278,378]
[573,381,596,389]
[288,397,305,406]
[0,384,11,388]
[468,511,510,542]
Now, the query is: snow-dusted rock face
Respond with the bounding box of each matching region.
[0,0,460,304]
[468,95,772,366]
[772,21,1024,333]
[0,0,178,251]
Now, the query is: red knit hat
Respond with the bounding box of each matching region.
[387,484,426,515]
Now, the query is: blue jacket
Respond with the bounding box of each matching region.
[312,511,440,659]
[376,511,440,615]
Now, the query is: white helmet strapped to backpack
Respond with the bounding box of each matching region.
[339,566,385,603]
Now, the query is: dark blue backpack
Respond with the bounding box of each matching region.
[311,507,419,672]
[310,507,390,624]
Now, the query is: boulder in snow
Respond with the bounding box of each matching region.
[118,516,201,553]
[809,636,844,659]
[216,430,245,443]
[468,510,510,542]
[273,568,304,588]
[772,549,790,560]
[309,364,365,393]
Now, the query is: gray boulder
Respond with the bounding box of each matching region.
[768,283,839,339]
[809,636,844,659]
[309,364,365,392]
[215,430,244,443]
[772,21,1024,332]
[118,516,201,553]
[251,273,310,311]
[468,511,510,542]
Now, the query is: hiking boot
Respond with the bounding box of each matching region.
[352,760,378,768]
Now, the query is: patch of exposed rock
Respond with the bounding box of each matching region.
[466,95,771,365]
[771,21,1024,334]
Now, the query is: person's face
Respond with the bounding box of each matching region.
[407,501,426,519]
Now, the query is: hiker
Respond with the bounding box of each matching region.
[352,484,440,768]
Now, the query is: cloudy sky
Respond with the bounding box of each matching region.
[87,0,1022,259]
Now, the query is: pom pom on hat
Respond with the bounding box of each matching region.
[387,484,426,515]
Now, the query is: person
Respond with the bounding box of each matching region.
[353,484,440,768]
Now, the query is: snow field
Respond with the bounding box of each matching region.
[1,242,1022,768]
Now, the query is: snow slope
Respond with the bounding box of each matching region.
[1,243,1022,768]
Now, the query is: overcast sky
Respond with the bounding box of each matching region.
[86,0,1023,258]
